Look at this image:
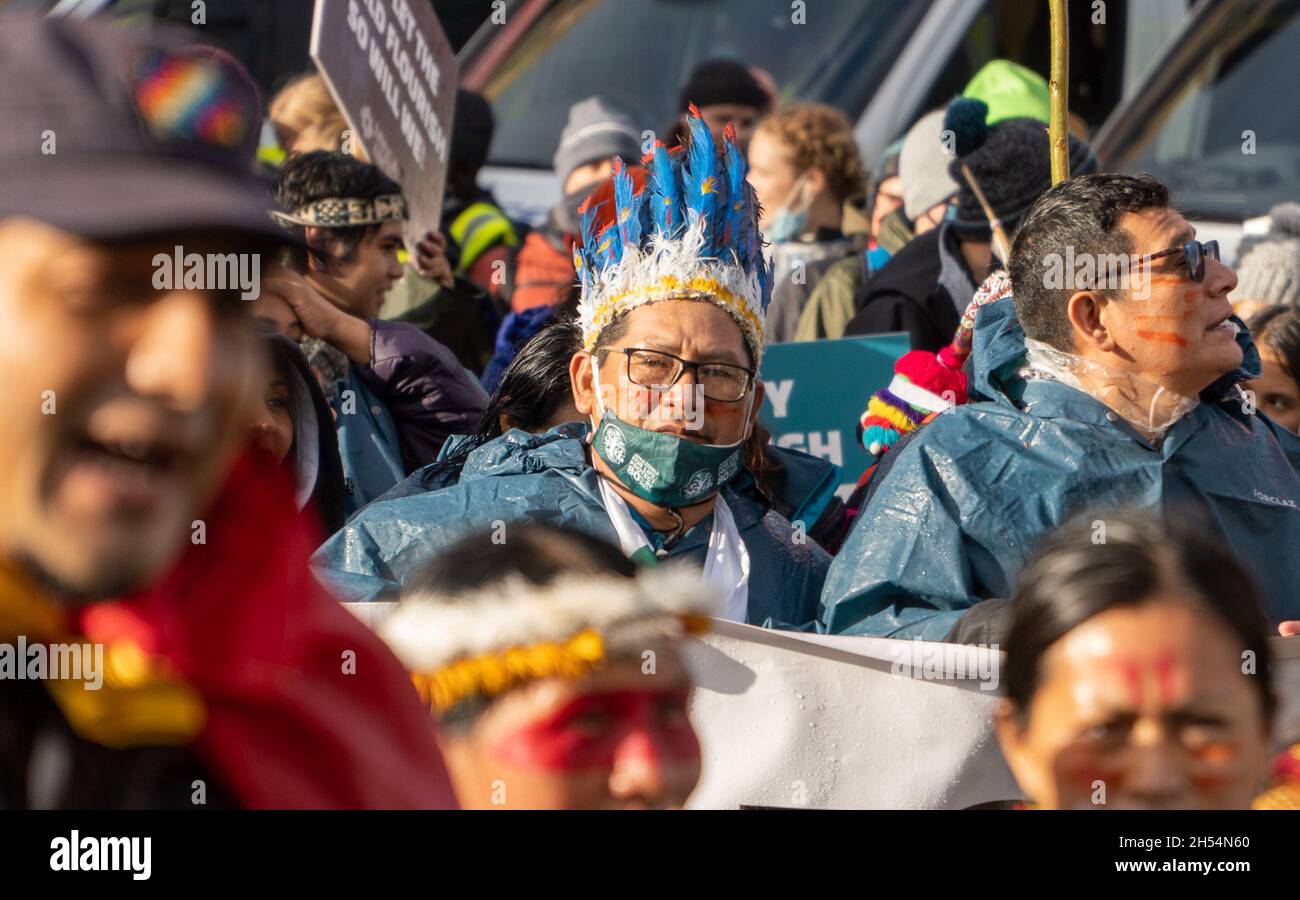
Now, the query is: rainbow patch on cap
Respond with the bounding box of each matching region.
[133,51,249,150]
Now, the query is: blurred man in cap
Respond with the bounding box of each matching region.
[0,13,455,808]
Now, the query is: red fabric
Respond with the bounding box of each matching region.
[576,164,649,238]
[512,230,576,312]
[894,349,969,406]
[74,449,458,809]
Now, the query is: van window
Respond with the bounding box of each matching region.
[470,0,928,169]
[1112,0,1300,220]
[916,0,1123,131]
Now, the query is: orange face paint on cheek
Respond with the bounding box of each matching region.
[1136,330,1189,346]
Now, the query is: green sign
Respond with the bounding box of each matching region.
[759,334,910,497]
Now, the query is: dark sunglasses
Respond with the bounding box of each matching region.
[1137,239,1220,283]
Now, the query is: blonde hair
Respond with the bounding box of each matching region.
[269,74,340,145]
[290,115,369,162]
[755,103,867,203]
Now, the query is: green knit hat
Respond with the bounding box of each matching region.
[962,59,1049,125]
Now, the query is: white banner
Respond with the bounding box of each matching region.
[684,622,1300,810]
[344,603,1300,809]
[683,620,1019,809]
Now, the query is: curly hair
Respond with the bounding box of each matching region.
[754,103,867,203]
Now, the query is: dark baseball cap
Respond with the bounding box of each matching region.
[0,13,284,243]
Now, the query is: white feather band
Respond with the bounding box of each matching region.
[577,219,767,362]
[379,566,720,675]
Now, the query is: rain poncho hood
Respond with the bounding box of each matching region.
[820,295,1300,640]
[313,422,829,630]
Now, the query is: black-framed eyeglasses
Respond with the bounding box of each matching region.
[611,347,755,402]
[1136,239,1220,283]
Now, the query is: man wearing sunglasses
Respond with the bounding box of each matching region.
[822,173,1300,643]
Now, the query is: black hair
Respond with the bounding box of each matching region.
[419,317,582,489]
[1004,511,1275,724]
[678,58,769,114]
[1247,305,1300,383]
[273,150,403,264]
[406,523,636,729]
[408,522,636,599]
[1009,173,1170,350]
[448,88,494,200]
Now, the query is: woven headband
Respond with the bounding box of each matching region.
[271,193,408,228]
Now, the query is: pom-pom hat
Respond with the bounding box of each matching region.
[574,106,773,364]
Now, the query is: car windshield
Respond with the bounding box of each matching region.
[1109,0,1300,221]
[468,0,929,169]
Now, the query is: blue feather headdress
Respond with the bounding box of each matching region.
[574,106,772,362]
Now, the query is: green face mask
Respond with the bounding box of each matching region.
[590,363,749,508]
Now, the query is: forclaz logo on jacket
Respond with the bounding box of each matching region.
[49,831,151,881]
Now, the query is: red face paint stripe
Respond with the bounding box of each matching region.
[1136,330,1189,346]
[490,689,697,772]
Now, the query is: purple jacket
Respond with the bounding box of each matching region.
[356,320,488,473]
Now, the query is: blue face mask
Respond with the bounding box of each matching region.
[589,363,749,508]
[766,173,814,244]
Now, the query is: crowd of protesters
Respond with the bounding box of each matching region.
[2,10,1299,812]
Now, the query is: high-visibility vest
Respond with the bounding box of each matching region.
[447,201,518,273]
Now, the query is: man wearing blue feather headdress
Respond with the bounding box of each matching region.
[312,107,829,629]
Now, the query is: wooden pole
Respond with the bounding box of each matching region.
[1048,0,1070,185]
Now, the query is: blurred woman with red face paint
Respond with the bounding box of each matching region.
[995,512,1277,810]
[377,524,715,810]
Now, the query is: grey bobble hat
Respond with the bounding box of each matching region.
[1235,203,1300,308]
[553,96,642,186]
[899,109,959,221]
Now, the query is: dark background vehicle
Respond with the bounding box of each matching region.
[13,0,492,92]
[460,0,1189,224]
[1095,0,1300,260]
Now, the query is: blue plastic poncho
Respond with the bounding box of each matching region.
[820,296,1300,640]
[313,422,830,629]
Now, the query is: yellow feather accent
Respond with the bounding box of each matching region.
[582,275,762,351]
[411,628,608,715]
[866,395,917,432]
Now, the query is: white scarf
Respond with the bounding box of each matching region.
[597,478,750,623]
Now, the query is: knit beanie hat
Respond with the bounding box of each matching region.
[962,59,1050,125]
[858,270,1013,458]
[678,59,769,113]
[900,109,959,220]
[945,99,1097,239]
[451,89,494,177]
[1235,203,1300,308]
[553,96,642,185]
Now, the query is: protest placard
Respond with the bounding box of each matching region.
[759,334,910,497]
[310,0,457,247]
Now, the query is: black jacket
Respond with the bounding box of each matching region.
[0,681,234,809]
[843,228,965,352]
